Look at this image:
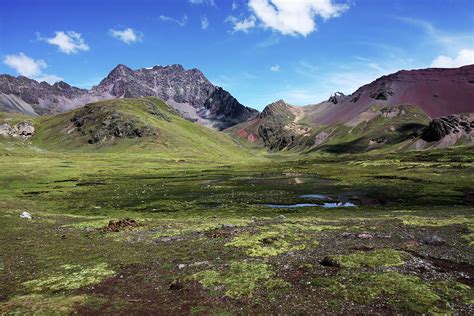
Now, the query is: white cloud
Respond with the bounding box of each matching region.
[159,15,188,27]
[270,64,280,72]
[189,0,215,5]
[431,49,474,68]
[226,15,257,33]
[3,52,46,77]
[109,27,142,44]
[3,52,63,83]
[247,0,349,36]
[232,1,239,10]
[201,16,209,29]
[39,31,89,54]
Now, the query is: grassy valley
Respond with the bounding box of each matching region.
[0,101,473,314]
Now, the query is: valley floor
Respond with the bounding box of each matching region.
[0,147,473,314]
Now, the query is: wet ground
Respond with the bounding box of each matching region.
[0,148,473,314]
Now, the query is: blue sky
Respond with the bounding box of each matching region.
[1,0,473,110]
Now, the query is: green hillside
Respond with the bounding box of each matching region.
[0,97,265,163]
[228,104,432,154]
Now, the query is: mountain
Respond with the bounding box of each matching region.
[0,64,258,130]
[228,65,474,152]
[0,97,257,161]
[310,65,474,125]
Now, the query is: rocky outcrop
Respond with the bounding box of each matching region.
[328,92,348,104]
[258,125,296,151]
[0,64,258,130]
[71,104,157,144]
[202,87,258,130]
[421,115,473,142]
[0,121,35,138]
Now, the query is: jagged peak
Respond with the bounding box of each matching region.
[109,64,133,75]
[260,99,291,118]
[328,92,347,104]
[53,81,72,90]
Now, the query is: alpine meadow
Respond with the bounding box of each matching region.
[0,0,473,315]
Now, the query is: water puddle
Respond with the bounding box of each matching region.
[264,202,356,209]
[299,194,329,200]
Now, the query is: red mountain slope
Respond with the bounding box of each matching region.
[312,65,474,125]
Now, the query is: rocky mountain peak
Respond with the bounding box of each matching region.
[260,100,291,118]
[0,63,258,130]
[53,81,72,90]
[328,92,347,104]
[103,64,134,81]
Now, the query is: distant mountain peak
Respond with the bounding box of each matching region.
[328,92,347,104]
[0,63,258,130]
[260,99,292,118]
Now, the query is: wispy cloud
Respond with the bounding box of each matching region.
[256,35,280,48]
[398,16,474,51]
[226,15,257,33]
[37,31,89,54]
[3,52,63,83]
[397,17,474,68]
[270,64,280,72]
[232,1,239,10]
[189,0,215,6]
[109,27,143,44]
[159,15,188,27]
[295,60,319,79]
[201,16,209,30]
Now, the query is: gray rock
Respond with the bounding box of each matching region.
[221,223,236,229]
[423,235,445,245]
[357,233,373,239]
[0,122,35,138]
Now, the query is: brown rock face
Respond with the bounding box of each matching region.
[312,65,474,125]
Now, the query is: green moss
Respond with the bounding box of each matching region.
[332,249,407,268]
[310,272,444,313]
[192,262,281,299]
[433,281,473,304]
[225,231,306,257]
[23,263,115,292]
[463,233,474,247]
[397,215,472,227]
[0,294,87,315]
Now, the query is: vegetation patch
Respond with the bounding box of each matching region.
[0,294,87,315]
[309,272,464,313]
[463,233,474,247]
[23,263,115,292]
[225,231,307,257]
[432,281,474,304]
[396,215,472,227]
[331,249,407,268]
[191,262,288,299]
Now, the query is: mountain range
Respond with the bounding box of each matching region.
[0,64,258,130]
[1,64,473,153]
[229,65,474,152]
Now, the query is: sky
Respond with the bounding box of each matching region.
[1,0,474,110]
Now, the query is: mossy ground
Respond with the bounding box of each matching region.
[0,141,473,314]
